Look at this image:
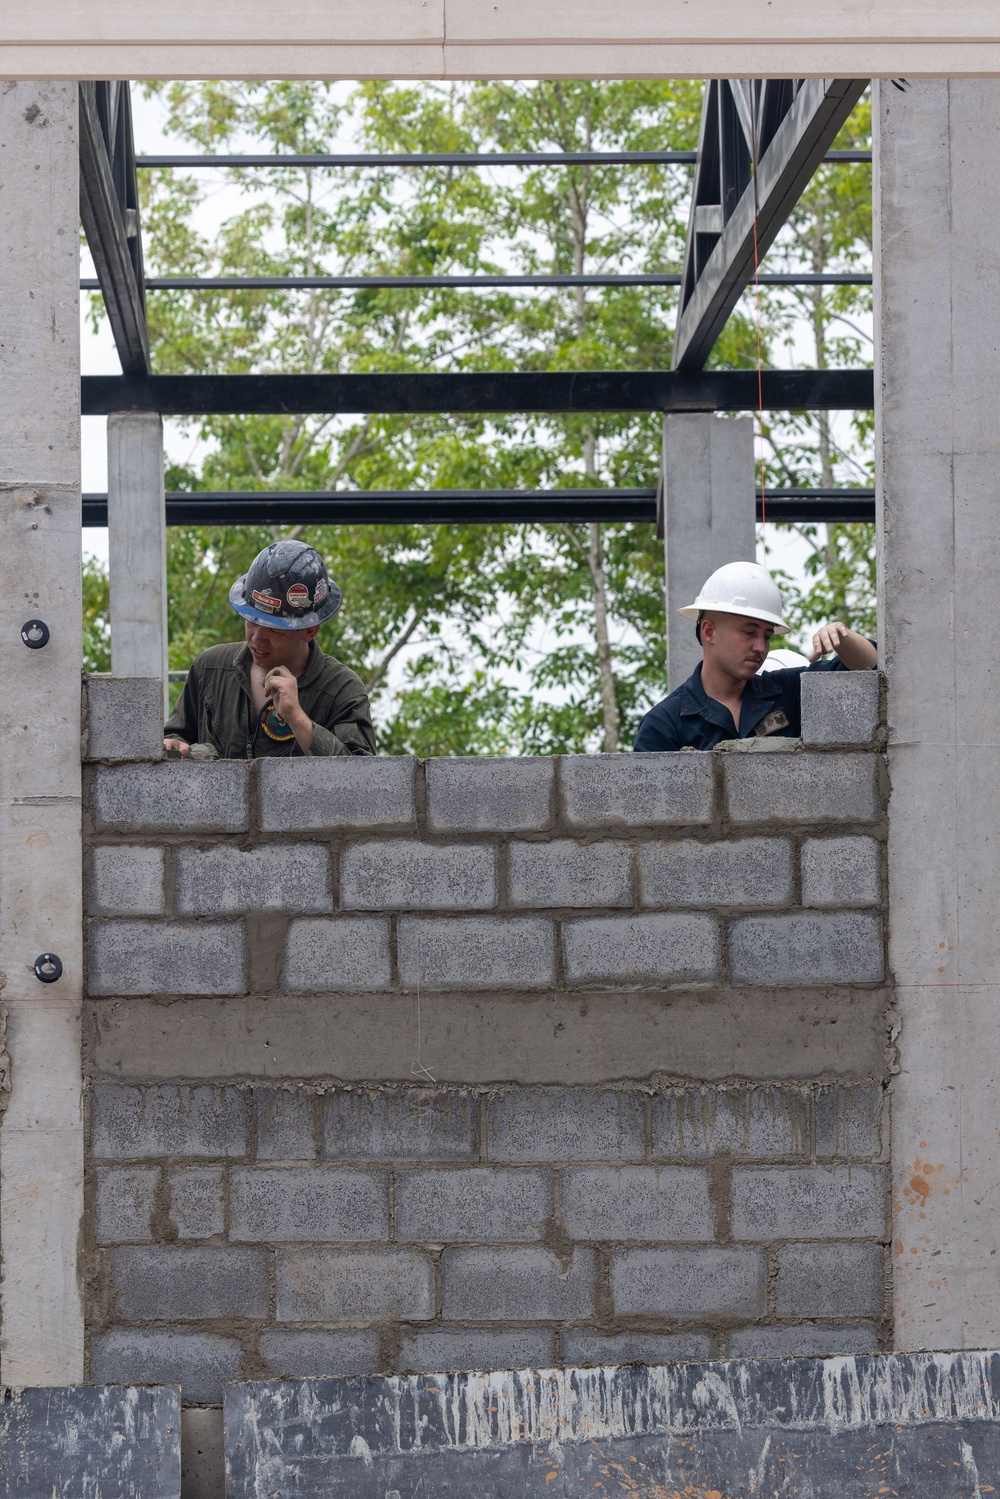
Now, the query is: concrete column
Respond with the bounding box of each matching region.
[661,413,755,689]
[108,411,168,707]
[878,79,1000,1350]
[0,84,84,1382]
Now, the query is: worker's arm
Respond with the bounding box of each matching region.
[163,667,201,755]
[810,621,877,671]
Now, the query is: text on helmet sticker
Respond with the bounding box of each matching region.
[251,589,283,613]
[286,583,311,610]
[314,577,329,604]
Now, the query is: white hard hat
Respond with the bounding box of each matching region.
[678,560,788,632]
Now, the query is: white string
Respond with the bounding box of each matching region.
[411,932,436,1083]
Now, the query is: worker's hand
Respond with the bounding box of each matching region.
[809,620,850,662]
[263,665,302,722]
[163,738,190,758]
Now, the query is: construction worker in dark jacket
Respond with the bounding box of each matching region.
[164,540,376,759]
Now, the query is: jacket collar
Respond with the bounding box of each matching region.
[679,661,781,734]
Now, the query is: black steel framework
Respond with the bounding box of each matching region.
[78,81,150,376]
[134,149,871,169]
[672,79,869,370]
[80,272,871,292]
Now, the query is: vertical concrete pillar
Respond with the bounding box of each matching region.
[108,411,168,707]
[661,413,755,689]
[0,84,84,1382]
[878,79,1000,1349]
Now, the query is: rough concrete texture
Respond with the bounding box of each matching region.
[89,845,166,917]
[259,1328,379,1378]
[727,912,884,985]
[281,917,392,992]
[560,1165,712,1241]
[801,835,882,908]
[442,1246,597,1321]
[397,1327,555,1374]
[725,1322,881,1357]
[85,676,165,762]
[731,1164,887,1239]
[800,670,881,747]
[175,843,332,915]
[507,840,631,909]
[229,1166,388,1242]
[275,1247,435,1322]
[562,1329,713,1365]
[486,1089,645,1161]
[563,912,720,984]
[90,1327,244,1405]
[561,752,713,828]
[397,916,556,990]
[90,761,249,833]
[724,753,880,825]
[775,1242,884,1319]
[341,839,496,910]
[89,918,247,997]
[258,755,417,832]
[611,1246,767,1318]
[180,1408,224,1499]
[638,838,794,908]
[426,755,553,832]
[324,1089,478,1162]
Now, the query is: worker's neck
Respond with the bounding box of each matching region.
[700,653,749,719]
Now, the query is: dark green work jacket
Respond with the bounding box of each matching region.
[164,641,376,758]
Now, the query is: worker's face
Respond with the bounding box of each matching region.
[244,620,319,671]
[701,612,775,680]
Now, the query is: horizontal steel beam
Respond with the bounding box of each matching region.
[80,271,871,292]
[80,369,874,415]
[134,150,871,169]
[81,486,875,527]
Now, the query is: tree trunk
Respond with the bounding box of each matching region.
[588,520,620,751]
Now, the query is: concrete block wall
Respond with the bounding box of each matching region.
[82,671,891,1403]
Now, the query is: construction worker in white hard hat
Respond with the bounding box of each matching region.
[634,561,877,752]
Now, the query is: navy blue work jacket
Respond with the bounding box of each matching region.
[634,658,850,752]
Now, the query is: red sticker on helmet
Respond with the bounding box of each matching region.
[286,583,311,609]
[251,589,282,613]
[314,577,329,604]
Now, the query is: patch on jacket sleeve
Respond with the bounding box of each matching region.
[751,707,790,738]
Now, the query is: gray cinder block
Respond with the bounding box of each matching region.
[90,761,250,833]
[397,1327,556,1374]
[275,1247,435,1322]
[561,753,714,829]
[507,840,632,909]
[340,840,496,911]
[801,670,881,746]
[88,919,246,996]
[323,1088,478,1162]
[801,836,882,908]
[814,1083,884,1159]
[175,844,332,915]
[109,1244,269,1320]
[89,846,166,917]
[486,1088,646,1163]
[89,1328,244,1406]
[561,1329,713,1366]
[254,1088,318,1161]
[91,1084,249,1160]
[95,1165,158,1242]
[652,1086,812,1161]
[425,756,554,833]
[259,1329,380,1379]
[563,912,720,984]
[727,1322,880,1358]
[638,838,794,908]
[610,1245,767,1318]
[281,917,392,992]
[441,1245,597,1321]
[229,1166,388,1242]
[724,752,880,825]
[731,1164,887,1240]
[394,1167,552,1242]
[167,1167,225,1240]
[397,916,555,990]
[727,912,884,985]
[775,1242,884,1318]
[258,756,417,833]
[560,1165,712,1242]
[85,675,164,762]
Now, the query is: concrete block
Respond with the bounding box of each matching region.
[91,1084,249,1159]
[507,840,632,909]
[259,1329,380,1378]
[89,846,166,917]
[652,1086,811,1160]
[109,1244,269,1320]
[563,913,720,984]
[254,1088,317,1160]
[229,1166,388,1241]
[611,1246,767,1318]
[323,1088,478,1162]
[731,1164,887,1240]
[442,1246,596,1321]
[561,753,714,829]
[341,840,496,911]
[394,1167,552,1242]
[638,838,794,908]
[486,1089,646,1162]
[776,1242,884,1318]
[397,1327,555,1373]
[259,756,417,832]
[724,752,880,825]
[88,919,246,997]
[181,1408,224,1499]
[561,1329,713,1366]
[727,912,884,985]
[815,1084,883,1159]
[800,669,880,746]
[85,675,164,762]
[398,916,555,990]
[275,1247,435,1321]
[425,756,553,833]
[168,1167,225,1240]
[89,1327,244,1405]
[94,1166,157,1242]
[726,1322,880,1358]
[281,917,392,992]
[90,761,249,833]
[801,836,882,908]
[175,844,332,915]
[560,1166,712,1241]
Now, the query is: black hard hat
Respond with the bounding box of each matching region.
[229,541,343,631]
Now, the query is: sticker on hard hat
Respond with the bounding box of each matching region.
[314,577,329,604]
[251,589,283,613]
[286,583,311,609]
